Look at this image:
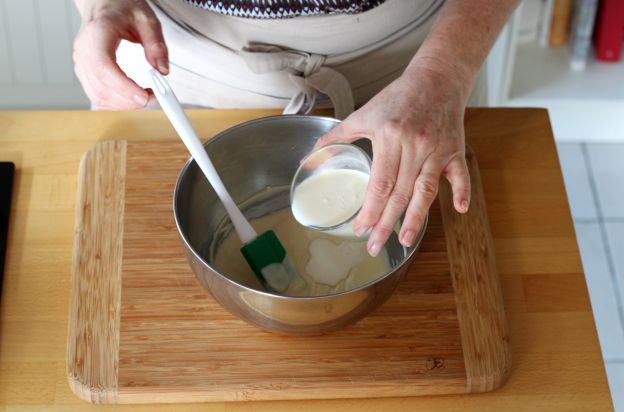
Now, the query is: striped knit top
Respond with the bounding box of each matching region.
[184,0,387,18]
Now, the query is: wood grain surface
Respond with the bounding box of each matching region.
[67,140,127,403]
[65,138,508,403]
[439,148,511,393]
[0,108,614,411]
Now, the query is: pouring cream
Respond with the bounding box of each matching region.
[291,168,369,239]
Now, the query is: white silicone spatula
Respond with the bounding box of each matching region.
[149,69,300,293]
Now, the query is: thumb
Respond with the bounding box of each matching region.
[313,119,361,151]
[134,12,169,75]
[444,156,471,213]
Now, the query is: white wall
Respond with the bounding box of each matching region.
[0,0,89,110]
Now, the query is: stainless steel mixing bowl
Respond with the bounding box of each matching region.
[173,115,427,335]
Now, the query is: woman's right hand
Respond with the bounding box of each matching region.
[73,0,169,110]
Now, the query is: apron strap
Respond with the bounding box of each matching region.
[240,44,355,119]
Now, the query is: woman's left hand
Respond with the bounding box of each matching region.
[314,60,472,257]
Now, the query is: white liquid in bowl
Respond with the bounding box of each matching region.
[212,188,391,297]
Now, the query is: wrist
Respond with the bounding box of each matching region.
[74,0,121,22]
[404,54,477,104]
[74,0,97,20]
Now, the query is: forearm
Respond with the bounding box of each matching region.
[406,0,520,100]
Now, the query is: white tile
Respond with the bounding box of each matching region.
[606,222,624,319]
[587,144,624,219]
[575,222,624,360]
[556,143,598,219]
[605,362,624,412]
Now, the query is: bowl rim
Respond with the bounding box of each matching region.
[172,114,427,301]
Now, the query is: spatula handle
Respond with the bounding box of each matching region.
[149,70,257,244]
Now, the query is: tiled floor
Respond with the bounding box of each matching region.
[557,142,624,411]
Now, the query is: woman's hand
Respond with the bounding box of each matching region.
[73,0,168,110]
[315,60,471,257]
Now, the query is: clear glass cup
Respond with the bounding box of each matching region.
[290,143,372,240]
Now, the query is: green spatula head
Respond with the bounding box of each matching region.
[240,230,300,293]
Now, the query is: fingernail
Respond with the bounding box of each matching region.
[401,230,416,247]
[132,94,148,107]
[354,226,371,237]
[368,241,380,258]
[461,200,469,213]
[157,59,169,75]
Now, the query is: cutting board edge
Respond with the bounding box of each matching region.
[66,140,126,404]
[439,146,512,393]
[111,381,469,404]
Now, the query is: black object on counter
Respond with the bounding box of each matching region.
[0,162,15,301]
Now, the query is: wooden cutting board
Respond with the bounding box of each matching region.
[67,139,510,404]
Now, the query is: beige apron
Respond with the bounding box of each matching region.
[118,0,487,119]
